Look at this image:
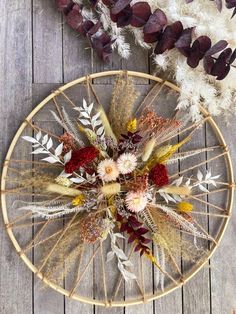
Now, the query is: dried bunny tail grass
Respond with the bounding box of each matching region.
[46,183,83,197]
[101,182,121,196]
[98,107,117,144]
[109,72,139,136]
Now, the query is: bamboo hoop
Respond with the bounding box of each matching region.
[1,70,234,307]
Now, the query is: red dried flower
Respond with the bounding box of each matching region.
[149,163,169,187]
[65,146,98,173]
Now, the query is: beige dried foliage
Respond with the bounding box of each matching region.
[109,72,139,136]
[147,207,203,263]
[38,216,84,286]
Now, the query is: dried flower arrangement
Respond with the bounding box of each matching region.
[2,70,233,304]
[55,0,236,120]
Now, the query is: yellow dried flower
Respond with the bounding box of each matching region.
[177,201,193,212]
[72,194,85,206]
[127,118,137,132]
[55,176,72,187]
[101,183,121,196]
[155,135,191,164]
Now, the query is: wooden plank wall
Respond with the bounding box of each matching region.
[0,1,236,313]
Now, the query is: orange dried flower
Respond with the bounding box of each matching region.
[59,132,76,154]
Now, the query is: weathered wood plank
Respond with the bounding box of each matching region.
[33,0,63,83]
[0,1,33,313]
[180,123,211,314]
[62,17,93,82]
[32,0,65,305]
[207,116,236,314]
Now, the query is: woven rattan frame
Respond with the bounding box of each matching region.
[1,70,234,307]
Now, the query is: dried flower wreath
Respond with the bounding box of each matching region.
[14,73,223,285]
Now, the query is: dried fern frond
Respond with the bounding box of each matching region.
[109,72,139,136]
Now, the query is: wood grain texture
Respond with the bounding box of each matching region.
[0,1,33,314]
[0,2,236,314]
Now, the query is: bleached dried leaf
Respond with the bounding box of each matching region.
[42,134,49,146]
[36,131,42,141]
[46,138,53,150]
[197,170,203,181]
[79,119,91,126]
[106,251,115,262]
[22,136,38,144]
[42,156,58,164]
[55,143,63,157]
[64,150,72,163]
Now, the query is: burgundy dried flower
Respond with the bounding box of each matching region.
[119,131,142,153]
[65,146,98,173]
[149,163,169,187]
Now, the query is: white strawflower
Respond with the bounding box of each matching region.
[125,191,147,213]
[117,153,137,174]
[97,159,119,182]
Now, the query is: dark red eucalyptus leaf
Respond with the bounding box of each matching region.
[205,40,228,56]
[126,226,133,233]
[229,48,236,64]
[78,21,95,37]
[195,36,212,57]
[154,21,183,55]
[56,0,73,10]
[134,244,142,252]
[216,65,230,80]
[223,47,233,63]
[211,50,231,80]
[175,27,194,57]
[92,33,115,62]
[128,217,143,227]
[88,21,102,35]
[111,0,132,15]
[128,233,136,243]
[66,5,82,30]
[187,45,201,68]
[142,238,151,244]
[203,56,214,74]
[120,222,128,232]
[187,36,212,68]
[136,227,149,235]
[110,5,133,27]
[144,32,160,43]
[130,2,152,27]
[175,27,194,49]
[143,9,167,34]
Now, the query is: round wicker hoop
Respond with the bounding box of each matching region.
[1,70,234,307]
